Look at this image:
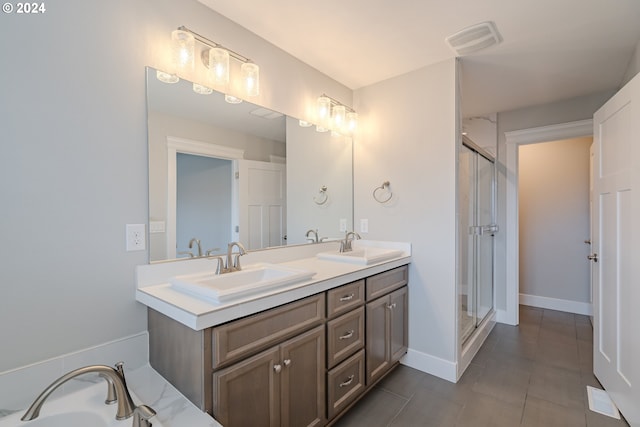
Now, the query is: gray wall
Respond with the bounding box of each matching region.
[0,0,350,372]
[519,137,592,303]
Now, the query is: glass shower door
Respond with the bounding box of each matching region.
[458,142,495,344]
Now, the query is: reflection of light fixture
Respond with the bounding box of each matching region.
[225,94,243,104]
[156,69,178,84]
[171,29,195,73]
[208,47,229,86]
[193,83,212,95]
[241,62,259,97]
[315,94,358,136]
[160,26,260,99]
[299,120,313,127]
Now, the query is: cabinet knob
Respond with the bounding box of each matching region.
[273,364,282,373]
[387,303,397,310]
[283,359,291,367]
[339,293,355,302]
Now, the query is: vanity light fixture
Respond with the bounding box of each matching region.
[171,29,195,73]
[161,26,260,99]
[315,94,358,135]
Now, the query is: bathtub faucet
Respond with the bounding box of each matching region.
[21,361,154,425]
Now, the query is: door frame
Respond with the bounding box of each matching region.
[502,119,593,325]
[166,136,245,259]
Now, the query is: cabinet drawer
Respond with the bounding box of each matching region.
[327,349,365,420]
[326,280,365,318]
[366,265,408,301]
[212,294,325,368]
[326,307,364,369]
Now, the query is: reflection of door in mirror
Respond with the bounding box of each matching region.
[176,153,233,258]
[238,159,286,249]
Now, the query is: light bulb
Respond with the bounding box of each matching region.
[171,30,195,73]
[317,96,331,129]
[332,105,346,132]
[241,62,259,97]
[208,48,229,86]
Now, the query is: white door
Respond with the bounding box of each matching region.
[237,160,286,250]
[592,72,640,426]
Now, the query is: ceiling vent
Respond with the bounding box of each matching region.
[445,21,502,56]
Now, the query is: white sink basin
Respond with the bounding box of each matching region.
[317,247,403,265]
[170,263,315,302]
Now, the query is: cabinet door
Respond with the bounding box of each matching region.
[389,287,408,363]
[280,326,326,427]
[366,295,390,384]
[213,347,281,427]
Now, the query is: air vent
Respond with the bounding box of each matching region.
[445,21,502,56]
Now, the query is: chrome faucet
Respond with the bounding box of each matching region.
[306,229,319,243]
[214,241,247,274]
[340,231,361,252]
[188,238,203,257]
[21,362,154,425]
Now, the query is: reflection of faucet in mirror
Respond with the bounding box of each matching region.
[214,241,247,274]
[340,231,361,253]
[306,229,319,243]
[21,361,154,424]
[188,238,202,257]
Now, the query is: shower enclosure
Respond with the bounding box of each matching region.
[458,137,496,344]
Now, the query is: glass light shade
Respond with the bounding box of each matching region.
[171,30,195,73]
[347,111,358,133]
[225,94,243,104]
[316,125,329,133]
[241,62,260,97]
[299,120,313,127]
[193,83,213,95]
[316,96,331,128]
[156,70,179,84]
[332,105,346,132]
[208,48,229,86]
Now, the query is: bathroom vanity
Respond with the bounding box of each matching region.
[136,240,410,426]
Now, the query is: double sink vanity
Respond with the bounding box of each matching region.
[136,239,411,426]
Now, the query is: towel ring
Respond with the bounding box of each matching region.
[314,185,328,205]
[373,181,393,203]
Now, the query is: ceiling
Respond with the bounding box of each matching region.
[197,0,640,117]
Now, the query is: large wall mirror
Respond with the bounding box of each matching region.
[146,67,354,263]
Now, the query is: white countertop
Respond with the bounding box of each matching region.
[136,240,411,330]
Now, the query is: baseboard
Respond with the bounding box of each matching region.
[401,348,457,383]
[520,293,593,316]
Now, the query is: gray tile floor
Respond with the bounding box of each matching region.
[334,305,629,427]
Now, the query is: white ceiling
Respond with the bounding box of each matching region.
[197,0,640,117]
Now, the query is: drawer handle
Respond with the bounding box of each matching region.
[274,364,282,373]
[338,330,355,340]
[339,293,355,302]
[387,303,397,310]
[339,375,355,388]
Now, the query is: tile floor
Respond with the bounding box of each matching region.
[334,305,629,427]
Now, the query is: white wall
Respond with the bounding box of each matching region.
[354,59,458,378]
[518,137,592,304]
[622,38,640,86]
[493,90,614,315]
[0,0,350,372]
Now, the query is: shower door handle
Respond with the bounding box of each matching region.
[587,253,598,262]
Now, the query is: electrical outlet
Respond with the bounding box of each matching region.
[126,224,146,251]
[360,218,369,233]
[339,218,347,232]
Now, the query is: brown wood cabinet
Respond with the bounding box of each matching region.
[213,325,325,427]
[365,268,408,385]
[148,264,409,427]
